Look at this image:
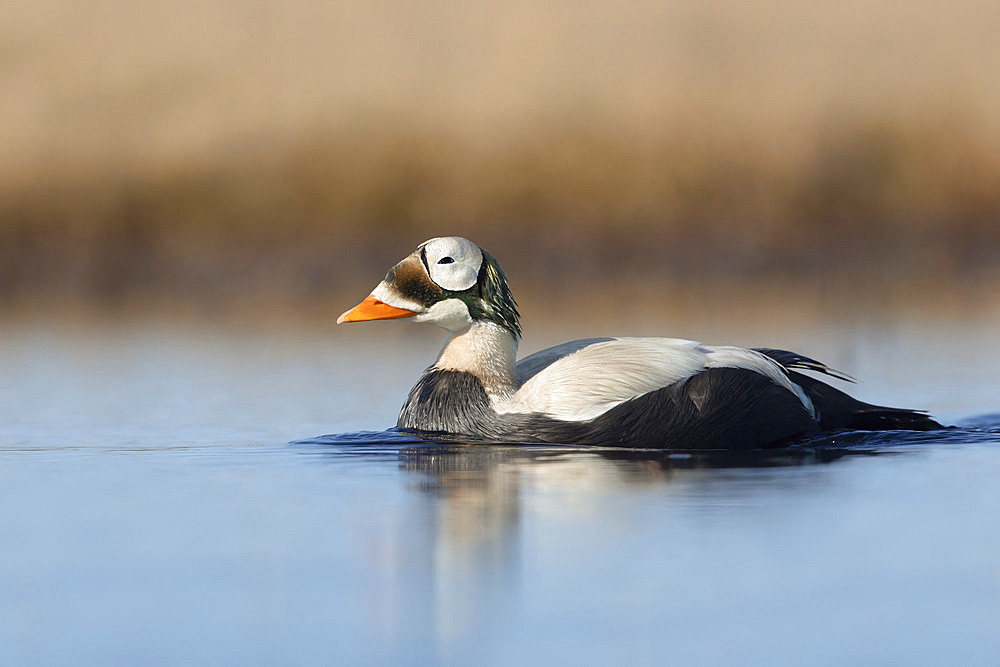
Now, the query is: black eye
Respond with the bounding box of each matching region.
[438,257,455,264]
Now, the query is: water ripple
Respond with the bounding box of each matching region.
[293,415,1000,470]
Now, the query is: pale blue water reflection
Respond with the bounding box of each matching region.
[2,321,1000,665]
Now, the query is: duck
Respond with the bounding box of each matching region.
[337,236,941,449]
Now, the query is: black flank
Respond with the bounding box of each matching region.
[522,367,820,449]
[399,367,829,449]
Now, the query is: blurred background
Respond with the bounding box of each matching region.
[2,0,999,328]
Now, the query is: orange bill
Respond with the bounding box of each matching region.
[337,295,418,324]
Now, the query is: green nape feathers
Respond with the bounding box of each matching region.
[465,249,520,340]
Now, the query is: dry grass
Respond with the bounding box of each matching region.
[2,0,1000,320]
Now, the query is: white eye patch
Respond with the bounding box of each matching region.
[423,236,482,291]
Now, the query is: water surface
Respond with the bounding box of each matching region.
[2,320,999,665]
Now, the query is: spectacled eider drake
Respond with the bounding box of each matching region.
[338,236,941,449]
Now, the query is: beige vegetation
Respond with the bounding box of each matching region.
[2,0,1000,323]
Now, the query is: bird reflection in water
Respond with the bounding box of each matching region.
[397,442,870,548]
[386,441,874,643]
[297,429,967,650]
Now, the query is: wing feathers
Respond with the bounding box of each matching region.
[753,348,857,383]
[500,338,816,422]
[501,338,705,421]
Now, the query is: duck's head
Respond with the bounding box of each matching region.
[337,237,520,340]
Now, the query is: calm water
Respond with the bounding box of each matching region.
[2,319,1000,665]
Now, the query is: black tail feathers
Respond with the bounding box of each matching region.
[788,369,942,431]
[844,406,943,431]
[754,348,944,432]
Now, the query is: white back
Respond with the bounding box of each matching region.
[499,337,814,421]
[501,338,706,421]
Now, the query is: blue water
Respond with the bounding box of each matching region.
[2,321,1000,665]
